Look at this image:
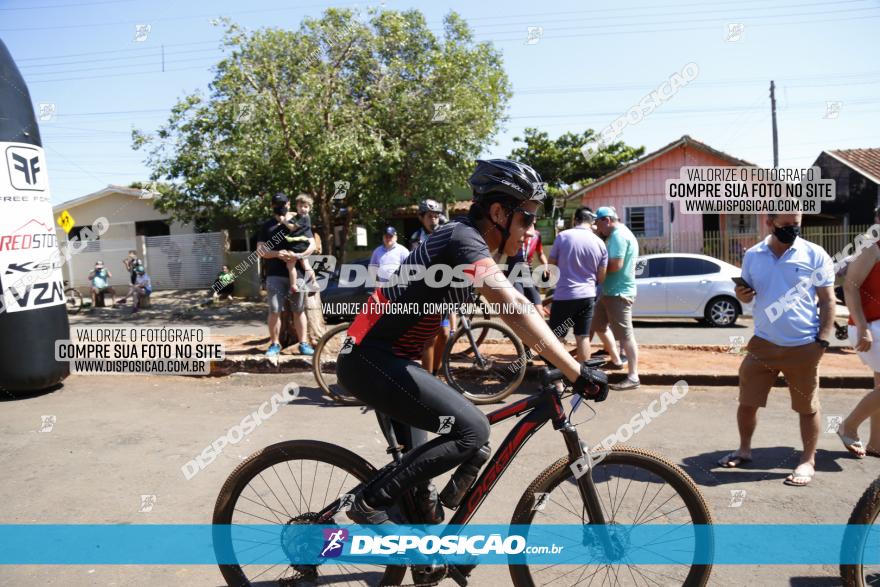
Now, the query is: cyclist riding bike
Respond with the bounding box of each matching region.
[336,158,607,525]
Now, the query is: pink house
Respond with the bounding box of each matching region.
[568,135,758,265]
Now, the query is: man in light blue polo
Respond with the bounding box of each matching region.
[369,226,410,285]
[592,206,641,390]
[718,212,835,488]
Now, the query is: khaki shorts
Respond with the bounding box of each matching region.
[591,295,635,341]
[738,335,824,414]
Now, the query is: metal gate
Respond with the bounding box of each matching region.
[144,232,225,290]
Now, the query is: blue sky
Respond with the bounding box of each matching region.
[2,0,878,205]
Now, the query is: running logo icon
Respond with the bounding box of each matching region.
[337,493,355,512]
[825,415,843,433]
[437,416,455,434]
[320,528,349,558]
[532,492,550,511]
[339,336,355,355]
[728,489,747,508]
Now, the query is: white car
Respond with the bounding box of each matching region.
[633,253,753,327]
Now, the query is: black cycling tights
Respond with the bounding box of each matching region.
[336,343,491,507]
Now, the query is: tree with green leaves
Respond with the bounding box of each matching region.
[133,8,511,258]
[509,127,644,189]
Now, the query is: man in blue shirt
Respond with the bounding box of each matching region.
[718,212,835,487]
[592,206,641,390]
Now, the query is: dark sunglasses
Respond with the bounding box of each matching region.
[512,207,538,227]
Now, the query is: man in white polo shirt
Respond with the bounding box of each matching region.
[717,212,835,487]
[369,226,410,285]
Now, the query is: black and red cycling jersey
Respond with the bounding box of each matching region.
[347,216,494,359]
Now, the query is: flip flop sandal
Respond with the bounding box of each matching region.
[784,465,815,487]
[717,452,753,468]
[837,430,866,458]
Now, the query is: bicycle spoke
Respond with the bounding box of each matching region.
[516,448,708,587]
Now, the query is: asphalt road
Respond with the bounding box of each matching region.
[0,371,876,586]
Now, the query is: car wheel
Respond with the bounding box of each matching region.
[704,296,739,327]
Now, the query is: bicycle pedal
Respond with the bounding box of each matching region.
[411,564,445,585]
[447,564,471,586]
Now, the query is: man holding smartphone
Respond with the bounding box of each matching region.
[718,212,836,487]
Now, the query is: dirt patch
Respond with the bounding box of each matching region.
[204,335,872,388]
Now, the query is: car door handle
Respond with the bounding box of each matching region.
[650,282,661,286]
[700,280,709,284]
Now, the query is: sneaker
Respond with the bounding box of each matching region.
[605,358,628,370]
[610,377,640,391]
[413,482,445,525]
[298,342,315,356]
[346,493,392,525]
[265,343,282,357]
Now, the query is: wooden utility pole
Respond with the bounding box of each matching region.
[770,80,779,168]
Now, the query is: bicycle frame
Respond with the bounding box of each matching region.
[447,384,606,526]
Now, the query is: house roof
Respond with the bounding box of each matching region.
[568,134,756,200]
[52,184,151,214]
[820,148,880,185]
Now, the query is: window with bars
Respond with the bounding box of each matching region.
[725,214,757,234]
[626,206,664,237]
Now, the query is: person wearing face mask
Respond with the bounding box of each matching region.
[718,212,836,488]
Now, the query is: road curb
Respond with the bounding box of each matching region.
[523,365,873,389]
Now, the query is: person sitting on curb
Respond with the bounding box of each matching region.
[131,264,152,313]
[214,265,235,300]
[718,212,835,487]
[87,261,116,309]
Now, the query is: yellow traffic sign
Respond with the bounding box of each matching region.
[57,210,75,233]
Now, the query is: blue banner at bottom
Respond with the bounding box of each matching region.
[0,524,877,565]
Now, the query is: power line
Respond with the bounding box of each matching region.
[17,45,222,70]
[0,0,135,11]
[14,40,218,62]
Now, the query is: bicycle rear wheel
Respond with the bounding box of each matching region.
[213,440,406,586]
[841,477,880,586]
[510,445,713,586]
[312,322,363,406]
[442,320,525,404]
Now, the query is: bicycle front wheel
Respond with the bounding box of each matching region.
[841,477,880,586]
[442,320,525,404]
[510,445,714,587]
[213,440,407,586]
[65,287,83,314]
[312,322,363,405]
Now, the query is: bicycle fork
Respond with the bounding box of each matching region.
[559,423,627,561]
[456,314,489,368]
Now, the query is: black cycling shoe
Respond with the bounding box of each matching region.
[346,492,393,525]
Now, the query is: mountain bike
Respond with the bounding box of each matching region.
[841,475,880,586]
[213,361,714,586]
[312,295,524,405]
[441,303,525,404]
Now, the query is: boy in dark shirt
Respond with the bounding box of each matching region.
[277,194,317,293]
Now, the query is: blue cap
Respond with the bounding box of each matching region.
[595,206,617,220]
[384,226,397,236]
